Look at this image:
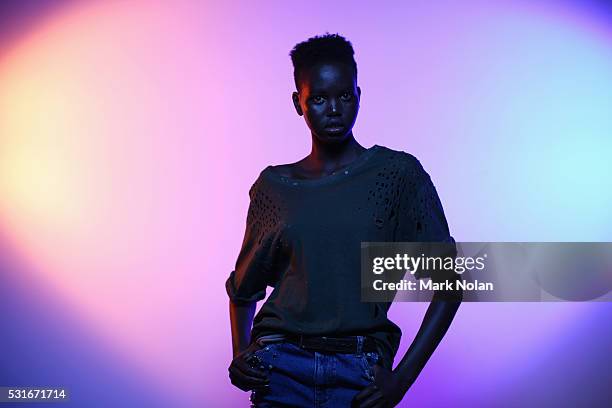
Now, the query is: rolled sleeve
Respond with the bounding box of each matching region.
[225,270,267,305]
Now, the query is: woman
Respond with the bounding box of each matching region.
[226,33,462,407]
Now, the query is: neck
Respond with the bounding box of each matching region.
[308,133,366,167]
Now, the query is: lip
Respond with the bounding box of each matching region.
[325,123,344,129]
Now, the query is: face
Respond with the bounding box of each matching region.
[292,61,361,144]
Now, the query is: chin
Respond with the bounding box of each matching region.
[316,131,349,142]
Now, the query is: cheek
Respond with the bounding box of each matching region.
[305,107,326,125]
[344,104,359,121]
[302,111,319,130]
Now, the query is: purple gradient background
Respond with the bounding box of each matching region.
[0,1,611,407]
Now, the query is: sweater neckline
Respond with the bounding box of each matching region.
[263,144,381,186]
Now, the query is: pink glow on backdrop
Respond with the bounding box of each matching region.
[0,1,610,407]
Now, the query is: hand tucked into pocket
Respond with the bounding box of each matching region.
[351,364,410,408]
[228,343,270,392]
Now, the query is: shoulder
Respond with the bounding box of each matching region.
[245,167,284,227]
[376,145,427,177]
[248,165,289,203]
[265,163,296,178]
[265,157,312,179]
[248,166,272,199]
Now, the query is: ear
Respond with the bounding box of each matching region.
[292,91,303,116]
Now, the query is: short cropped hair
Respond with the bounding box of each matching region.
[289,32,358,90]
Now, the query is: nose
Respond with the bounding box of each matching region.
[328,98,341,115]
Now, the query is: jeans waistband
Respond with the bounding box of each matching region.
[258,334,376,354]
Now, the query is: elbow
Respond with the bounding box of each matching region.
[432,287,463,306]
[228,297,259,308]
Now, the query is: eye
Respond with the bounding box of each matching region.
[312,95,325,104]
[340,92,353,101]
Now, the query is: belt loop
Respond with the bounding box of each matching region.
[256,333,286,346]
[356,336,363,354]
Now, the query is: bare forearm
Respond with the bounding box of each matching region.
[394,295,461,386]
[229,301,257,358]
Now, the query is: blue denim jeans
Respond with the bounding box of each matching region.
[248,336,380,407]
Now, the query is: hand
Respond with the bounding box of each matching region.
[228,342,270,391]
[351,364,410,408]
